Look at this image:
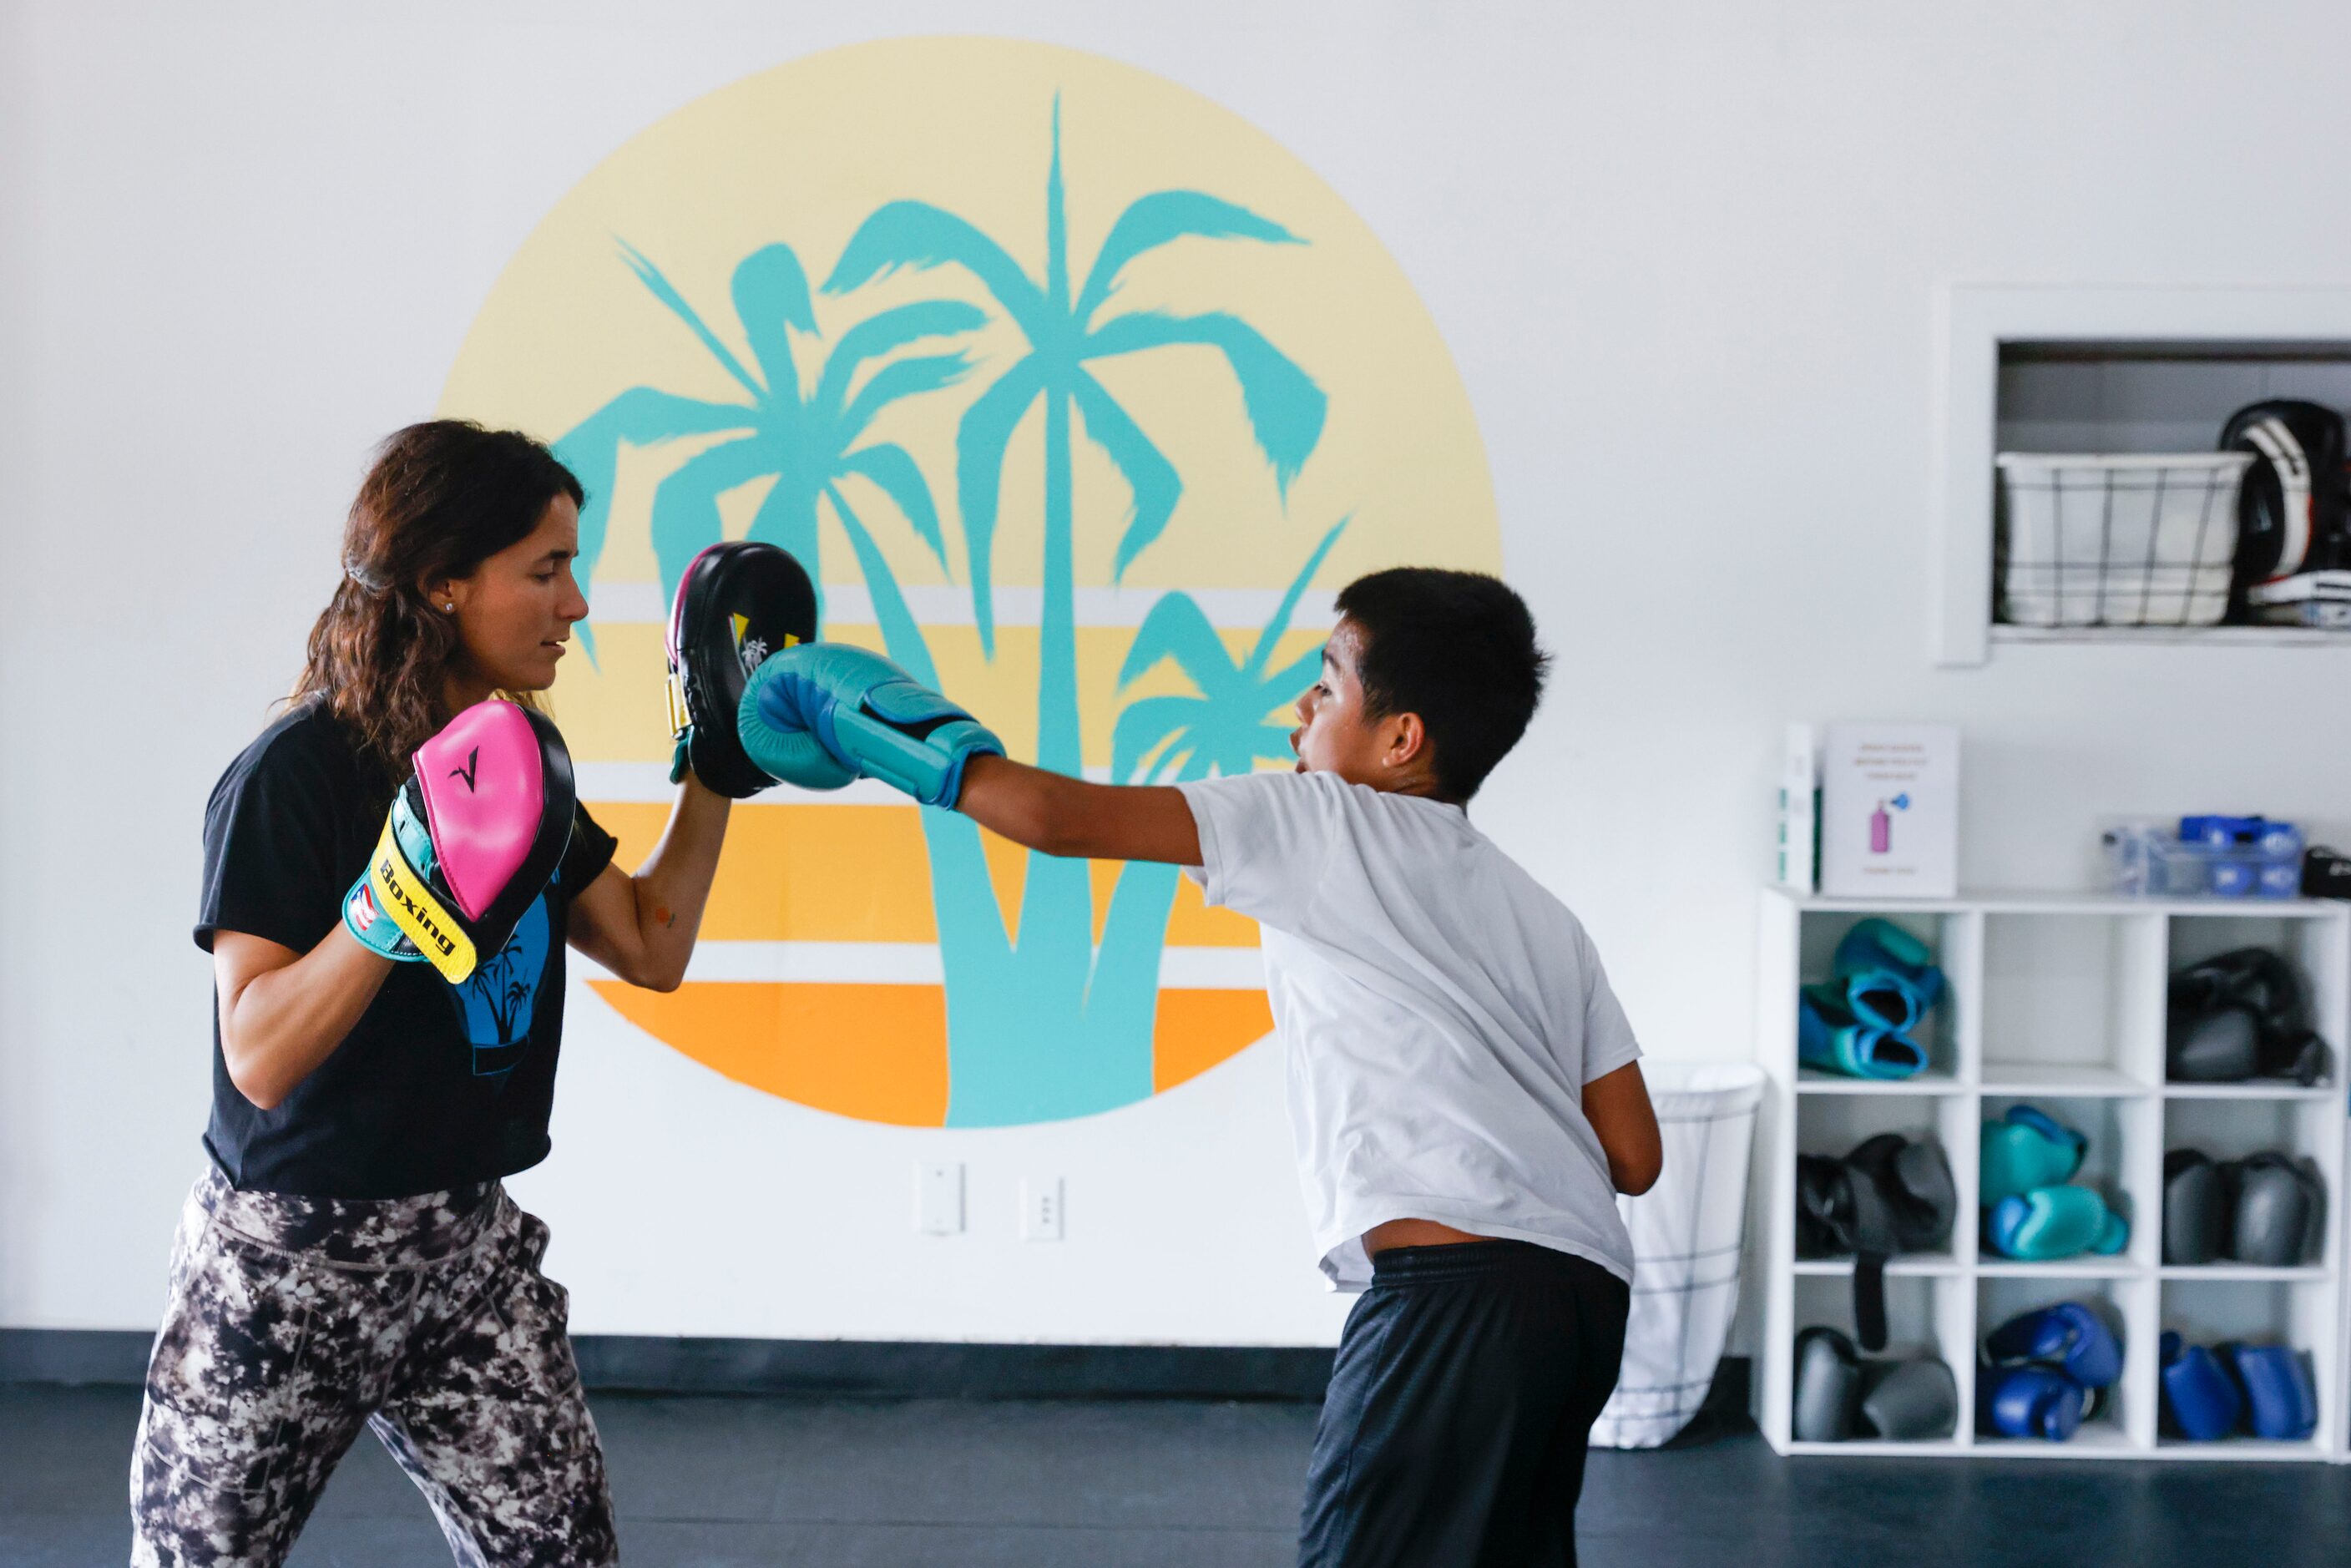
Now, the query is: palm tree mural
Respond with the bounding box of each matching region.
[554,242,986,653]
[554,102,1330,1126]
[819,99,1331,1126]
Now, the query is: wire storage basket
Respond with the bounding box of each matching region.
[1994,453,2251,628]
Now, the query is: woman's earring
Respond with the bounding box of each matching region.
[443,601,456,613]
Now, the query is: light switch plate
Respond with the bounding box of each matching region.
[1020,1176,1064,1242]
[917,1162,964,1236]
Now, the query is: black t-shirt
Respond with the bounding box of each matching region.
[195,701,618,1197]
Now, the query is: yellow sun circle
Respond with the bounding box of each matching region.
[441,37,1500,1126]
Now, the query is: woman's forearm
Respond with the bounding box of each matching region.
[613,774,732,989]
[216,929,394,1110]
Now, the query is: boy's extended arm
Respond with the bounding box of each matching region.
[1584,1060,1663,1196]
[957,755,1202,867]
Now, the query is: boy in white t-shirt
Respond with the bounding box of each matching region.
[739,567,1662,1568]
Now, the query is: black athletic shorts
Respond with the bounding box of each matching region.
[1300,1239,1631,1568]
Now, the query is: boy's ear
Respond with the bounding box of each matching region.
[1385,711,1430,770]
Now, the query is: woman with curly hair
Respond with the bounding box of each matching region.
[132,421,727,1567]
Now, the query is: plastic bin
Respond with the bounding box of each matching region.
[1590,1061,1767,1449]
[2106,823,2303,899]
[1995,453,2249,628]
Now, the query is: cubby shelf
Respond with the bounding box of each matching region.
[1757,888,2351,1462]
[1787,1440,1970,1458]
[1976,1260,2142,1280]
[1978,1065,2144,1096]
[1793,1257,1962,1277]
[1978,1425,2138,1457]
[2163,1083,2342,1102]
[2151,1437,2327,1460]
[1797,1070,1965,1096]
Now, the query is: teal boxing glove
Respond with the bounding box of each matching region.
[1798,984,1928,1080]
[733,664,860,794]
[1831,918,1948,1032]
[1981,1105,2089,1205]
[1989,1185,2130,1261]
[739,642,1005,809]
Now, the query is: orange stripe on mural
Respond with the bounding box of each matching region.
[588,979,1272,1121]
[593,801,1261,948]
[590,979,951,1126]
[1153,989,1277,1093]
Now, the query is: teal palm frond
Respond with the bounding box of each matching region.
[837,443,948,570]
[1113,521,1347,782]
[1084,311,1326,499]
[840,352,977,442]
[728,243,818,412]
[950,357,1049,651]
[1069,375,1181,578]
[553,387,760,655]
[648,435,773,592]
[1112,602,1299,782]
[822,103,1328,655]
[821,202,1049,336]
[1110,693,1213,783]
[816,301,990,417]
[555,239,981,648]
[617,241,766,400]
[1075,190,1302,325]
[1244,517,1348,678]
[1119,589,1231,693]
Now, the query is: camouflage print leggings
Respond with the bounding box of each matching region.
[129,1168,618,1567]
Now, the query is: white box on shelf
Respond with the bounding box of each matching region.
[1777,723,1820,893]
[1818,726,1959,899]
[2250,569,2351,630]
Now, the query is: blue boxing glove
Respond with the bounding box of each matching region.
[2229,1343,2319,1440]
[2161,1333,2242,1440]
[1986,1302,2123,1391]
[738,643,1004,809]
[1979,1366,2091,1442]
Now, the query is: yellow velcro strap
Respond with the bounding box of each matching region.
[665,669,690,738]
[364,817,478,984]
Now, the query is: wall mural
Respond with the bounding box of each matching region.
[441,38,1498,1127]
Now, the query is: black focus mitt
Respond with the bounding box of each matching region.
[665,541,819,797]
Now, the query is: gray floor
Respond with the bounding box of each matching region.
[8,1384,2351,1566]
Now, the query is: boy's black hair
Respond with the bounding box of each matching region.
[1332,568,1549,801]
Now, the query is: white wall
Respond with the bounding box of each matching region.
[5,0,2349,1343]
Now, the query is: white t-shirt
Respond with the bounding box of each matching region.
[1178,770,1641,1291]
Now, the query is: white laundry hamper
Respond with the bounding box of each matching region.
[1589,1061,1766,1449]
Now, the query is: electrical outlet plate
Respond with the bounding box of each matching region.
[917,1162,963,1236]
[1020,1176,1064,1242]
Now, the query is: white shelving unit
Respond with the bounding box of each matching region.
[1756,889,2350,1460]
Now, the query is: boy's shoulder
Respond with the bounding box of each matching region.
[1183,770,1487,853]
[1184,766,1464,816]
